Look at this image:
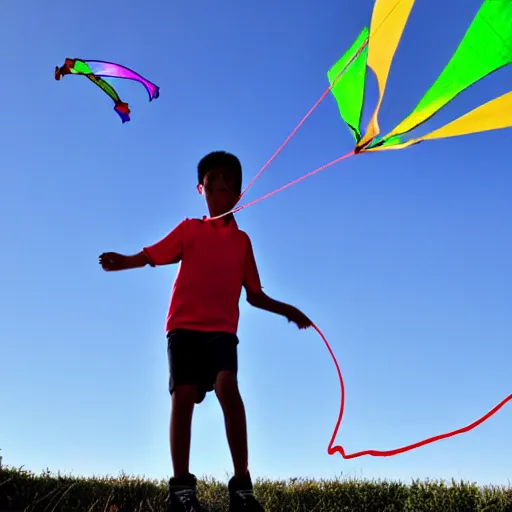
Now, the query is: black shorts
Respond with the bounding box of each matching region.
[167,329,239,404]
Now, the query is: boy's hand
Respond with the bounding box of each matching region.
[246,291,312,329]
[99,252,129,271]
[285,306,312,330]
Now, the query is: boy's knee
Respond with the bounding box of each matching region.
[215,371,241,408]
[172,384,198,408]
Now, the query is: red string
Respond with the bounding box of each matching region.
[237,37,368,204]
[312,323,512,458]
[208,36,369,223]
[234,165,512,457]
[233,151,356,214]
[220,110,512,462]
[205,15,511,458]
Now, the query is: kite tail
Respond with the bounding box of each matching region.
[311,322,512,459]
[55,65,67,81]
[114,102,131,123]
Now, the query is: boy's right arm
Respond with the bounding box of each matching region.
[100,219,186,272]
[99,251,149,271]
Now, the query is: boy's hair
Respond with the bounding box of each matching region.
[197,151,243,196]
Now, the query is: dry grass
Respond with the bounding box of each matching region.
[1,463,511,511]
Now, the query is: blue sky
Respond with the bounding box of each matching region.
[1,0,511,487]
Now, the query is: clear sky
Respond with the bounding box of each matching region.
[1,0,511,488]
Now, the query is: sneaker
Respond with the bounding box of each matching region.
[228,472,265,511]
[165,473,208,512]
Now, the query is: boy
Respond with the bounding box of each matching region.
[99,151,311,512]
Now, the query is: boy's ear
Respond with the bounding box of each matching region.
[197,183,203,195]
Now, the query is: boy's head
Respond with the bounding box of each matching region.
[197,151,242,217]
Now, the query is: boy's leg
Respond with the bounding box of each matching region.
[208,334,265,511]
[168,330,210,476]
[166,330,208,512]
[170,384,197,478]
[215,370,248,478]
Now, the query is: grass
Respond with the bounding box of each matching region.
[1,458,511,511]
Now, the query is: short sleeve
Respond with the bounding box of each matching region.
[243,236,263,294]
[143,219,187,266]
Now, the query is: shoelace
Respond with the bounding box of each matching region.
[172,488,202,511]
[235,488,264,509]
[236,489,255,500]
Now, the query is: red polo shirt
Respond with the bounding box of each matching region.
[142,217,263,334]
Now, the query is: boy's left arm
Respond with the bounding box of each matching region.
[247,290,312,329]
[243,238,312,329]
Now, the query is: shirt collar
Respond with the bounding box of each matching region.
[202,215,239,230]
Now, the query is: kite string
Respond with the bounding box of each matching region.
[209,136,512,461]
[237,86,333,202]
[215,168,512,457]
[217,102,512,461]
[232,151,356,214]
[205,5,511,458]
[229,154,512,457]
[236,37,369,204]
[312,322,512,458]
[209,33,369,223]
[237,0,405,206]
[208,151,356,221]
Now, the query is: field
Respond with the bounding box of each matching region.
[1,458,511,512]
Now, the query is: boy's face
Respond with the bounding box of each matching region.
[198,167,239,215]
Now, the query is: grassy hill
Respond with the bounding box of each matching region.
[1,460,511,511]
